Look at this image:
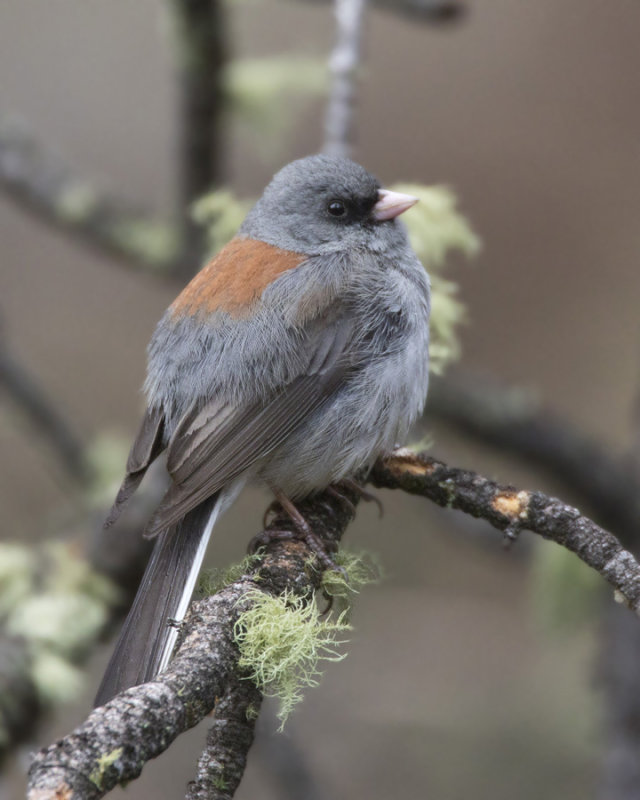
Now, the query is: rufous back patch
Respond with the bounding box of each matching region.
[170,238,306,318]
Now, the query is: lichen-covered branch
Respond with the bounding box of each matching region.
[185,681,263,800]
[26,487,358,799]
[28,449,640,797]
[370,450,640,613]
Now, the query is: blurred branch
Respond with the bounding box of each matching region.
[428,375,640,539]
[27,485,359,799]
[324,0,369,158]
[300,0,466,24]
[170,0,228,279]
[0,315,90,484]
[0,116,181,276]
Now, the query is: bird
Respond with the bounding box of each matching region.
[94,154,431,706]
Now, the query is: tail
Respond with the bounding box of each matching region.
[94,493,221,707]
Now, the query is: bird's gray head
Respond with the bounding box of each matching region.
[240,154,417,255]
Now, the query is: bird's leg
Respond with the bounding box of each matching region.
[338,478,384,518]
[252,488,342,572]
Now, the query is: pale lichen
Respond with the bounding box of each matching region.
[393,183,480,375]
[89,747,124,790]
[191,190,252,257]
[234,589,350,727]
[320,549,381,619]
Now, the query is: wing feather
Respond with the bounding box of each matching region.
[144,315,356,536]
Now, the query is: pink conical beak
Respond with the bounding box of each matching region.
[373,189,419,221]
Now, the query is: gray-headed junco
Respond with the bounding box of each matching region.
[95,154,431,706]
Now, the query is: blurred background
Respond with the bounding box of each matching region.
[2,1,640,797]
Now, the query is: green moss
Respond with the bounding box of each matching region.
[234,589,350,727]
[89,747,124,789]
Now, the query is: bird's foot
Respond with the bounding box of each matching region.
[252,489,345,575]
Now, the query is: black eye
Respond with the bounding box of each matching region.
[327,200,347,217]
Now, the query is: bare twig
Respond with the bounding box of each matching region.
[324,0,369,158]
[170,0,228,279]
[370,451,640,613]
[299,0,465,24]
[598,367,640,800]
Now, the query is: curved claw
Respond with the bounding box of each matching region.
[341,479,384,519]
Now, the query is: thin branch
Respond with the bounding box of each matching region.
[370,450,640,614]
[0,116,180,276]
[323,0,369,158]
[0,318,90,484]
[170,0,228,279]
[428,375,640,541]
[27,486,358,799]
[300,0,466,24]
[185,682,263,800]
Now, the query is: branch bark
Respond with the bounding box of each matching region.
[370,450,640,614]
[27,485,359,799]
[324,0,369,158]
[428,375,640,539]
[27,452,640,798]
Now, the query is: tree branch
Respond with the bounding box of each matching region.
[28,451,640,797]
[428,375,640,540]
[170,0,228,280]
[300,0,466,24]
[185,681,263,800]
[324,0,369,158]
[370,450,640,614]
[0,116,180,276]
[27,486,359,799]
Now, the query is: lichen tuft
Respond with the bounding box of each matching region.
[234,589,350,727]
